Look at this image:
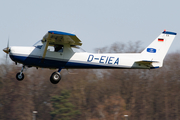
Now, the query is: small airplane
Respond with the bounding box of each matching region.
[3,30,177,84]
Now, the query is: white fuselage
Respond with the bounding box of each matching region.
[9,45,154,69]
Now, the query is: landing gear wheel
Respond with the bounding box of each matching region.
[50,72,61,84]
[16,72,24,81]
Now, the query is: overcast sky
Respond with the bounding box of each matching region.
[1,0,180,59]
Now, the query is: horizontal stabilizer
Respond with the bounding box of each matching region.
[134,60,160,69]
[135,60,159,64]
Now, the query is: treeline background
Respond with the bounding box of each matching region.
[0,41,180,120]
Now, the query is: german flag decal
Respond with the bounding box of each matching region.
[158,38,164,42]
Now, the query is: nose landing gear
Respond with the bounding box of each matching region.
[16,66,25,81]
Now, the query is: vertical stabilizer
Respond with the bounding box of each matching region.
[141,30,177,67]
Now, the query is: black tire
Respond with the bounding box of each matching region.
[50,72,61,84]
[16,72,24,81]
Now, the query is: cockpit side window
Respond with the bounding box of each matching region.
[54,45,64,52]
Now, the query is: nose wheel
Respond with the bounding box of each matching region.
[16,66,25,81]
[16,72,24,81]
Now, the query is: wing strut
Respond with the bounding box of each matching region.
[41,40,49,62]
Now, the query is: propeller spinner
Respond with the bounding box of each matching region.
[3,39,10,58]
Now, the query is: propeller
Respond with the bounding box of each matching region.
[3,38,10,59]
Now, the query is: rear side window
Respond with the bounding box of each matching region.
[54,45,63,52]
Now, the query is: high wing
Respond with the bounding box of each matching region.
[42,31,82,46]
[41,31,82,60]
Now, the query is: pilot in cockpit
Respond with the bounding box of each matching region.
[54,45,63,52]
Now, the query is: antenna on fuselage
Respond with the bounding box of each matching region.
[98,49,100,53]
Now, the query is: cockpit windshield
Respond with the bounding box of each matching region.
[33,40,43,49]
[71,45,86,53]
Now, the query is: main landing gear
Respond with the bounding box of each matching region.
[50,68,62,84]
[15,66,62,84]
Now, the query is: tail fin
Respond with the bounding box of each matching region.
[141,30,177,67]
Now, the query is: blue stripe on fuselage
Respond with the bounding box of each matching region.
[9,54,124,69]
[10,54,67,68]
[65,61,115,68]
[10,54,27,64]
